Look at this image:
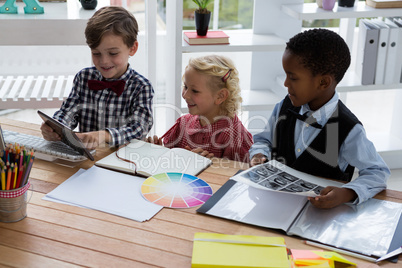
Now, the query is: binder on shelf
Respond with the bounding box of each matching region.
[356,19,380,85]
[384,18,401,84]
[393,18,402,83]
[371,19,390,85]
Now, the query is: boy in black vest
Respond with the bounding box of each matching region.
[249,28,390,209]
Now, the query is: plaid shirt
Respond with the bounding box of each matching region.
[162,114,253,163]
[54,66,154,146]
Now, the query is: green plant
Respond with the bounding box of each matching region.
[192,0,213,14]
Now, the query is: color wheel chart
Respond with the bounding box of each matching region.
[141,173,213,208]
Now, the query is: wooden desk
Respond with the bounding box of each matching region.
[0,118,401,267]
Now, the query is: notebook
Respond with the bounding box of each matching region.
[95,139,212,177]
[183,31,230,45]
[365,0,402,8]
[191,233,290,268]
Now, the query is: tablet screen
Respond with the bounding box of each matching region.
[37,110,94,161]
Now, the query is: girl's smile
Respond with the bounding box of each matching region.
[182,66,222,125]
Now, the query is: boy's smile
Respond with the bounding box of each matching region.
[91,32,138,80]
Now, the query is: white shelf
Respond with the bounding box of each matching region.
[241,89,283,111]
[0,75,73,109]
[0,0,111,45]
[370,132,402,152]
[371,133,402,169]
[277,75,402,93]
[181,30,286,53]
[181,88,282,113]
[337,72,402,92]
[282,2,402,20]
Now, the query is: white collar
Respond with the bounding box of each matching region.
[300,92,339,125]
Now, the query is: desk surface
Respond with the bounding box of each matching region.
[0,117,401,267]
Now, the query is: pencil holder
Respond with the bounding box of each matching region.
[0,181,31,223]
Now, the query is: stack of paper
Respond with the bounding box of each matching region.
[43,166,163,222]
[191,233,290,268]
[291,249,356,268]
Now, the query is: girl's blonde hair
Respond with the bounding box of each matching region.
[187,55,242,118]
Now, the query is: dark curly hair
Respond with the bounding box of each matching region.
[285,28,350,83]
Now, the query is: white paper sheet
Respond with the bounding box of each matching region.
[231,160,344,197]
[42,166,163,222]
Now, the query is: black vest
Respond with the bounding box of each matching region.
[272,96,361,182]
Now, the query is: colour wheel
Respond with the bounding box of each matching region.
[141,173,213,208]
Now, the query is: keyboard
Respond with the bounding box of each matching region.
[2,129,95,163]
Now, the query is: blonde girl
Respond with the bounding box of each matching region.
[148,55,252,163]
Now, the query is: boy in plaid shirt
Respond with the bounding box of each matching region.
[41,6,153,149]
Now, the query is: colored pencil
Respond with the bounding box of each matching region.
[6,164,12,190]
[0,143,35,191]
[1,168,5,190]
[21,157,34,188]
[12,163,17,189]
[16,166,24,189]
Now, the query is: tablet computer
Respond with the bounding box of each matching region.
[38,110,95,161]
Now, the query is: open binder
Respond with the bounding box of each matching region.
[197,161,402,260]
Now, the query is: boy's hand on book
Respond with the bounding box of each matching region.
[185,146,214,159]
[145,135,163,145]
[250,153,268,167]
[308,186,358,209]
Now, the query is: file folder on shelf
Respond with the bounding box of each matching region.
[384,18,401,85]
[393,18,402,83]
[356,19,380,85]
[371,19,390,85]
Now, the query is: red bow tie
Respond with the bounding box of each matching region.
[88,79,126,97]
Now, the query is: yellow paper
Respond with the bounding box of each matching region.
[191,233,290,268]
[294,260,330,266]
[295,262,331,268]
[313,251,356,266]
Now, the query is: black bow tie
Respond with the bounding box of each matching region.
[88,79,126,97]
[287,109,323,129]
